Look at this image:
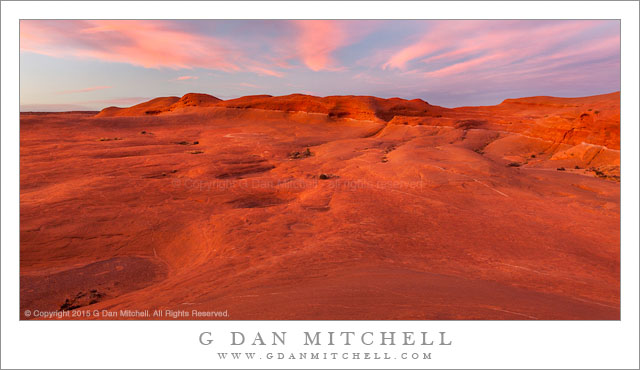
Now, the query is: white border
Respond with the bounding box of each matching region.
[2,2,638,369]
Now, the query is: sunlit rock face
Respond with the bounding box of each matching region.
[20,92,620,320]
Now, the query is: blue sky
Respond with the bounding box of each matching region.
[20,20,620,111]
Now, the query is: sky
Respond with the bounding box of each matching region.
[19,20,620,111]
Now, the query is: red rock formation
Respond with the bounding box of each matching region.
[454,92,620,150]
[95,96,180,117]
[218,94,446,122]
[96,92,619,149]
[21,91,620,320]
[168,93,222,111]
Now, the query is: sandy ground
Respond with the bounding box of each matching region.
[20,93,620,319]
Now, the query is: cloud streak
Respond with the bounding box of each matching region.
[292,20,351,71]
[173,76,199,81]
[20,20,285,77]
[57,86,112,94]
[383,21,619,82]
[20,20,377,74]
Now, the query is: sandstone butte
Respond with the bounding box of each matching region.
[20,91,620,319]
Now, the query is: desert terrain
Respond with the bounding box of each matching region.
[20,92,620,319]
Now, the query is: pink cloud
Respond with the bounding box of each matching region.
[174,76,199,81]
[246,65,284,78]
[369,20,619,107]
[383,21,487,70]
[291,20,372,71]
[374,20,620,95]
[56,85,112,94]
[236,82,260,88]
[291,20,347,71]
[474,29,619,84]
[19,20,376,76]
[384,20,606,74]
[424,53,508,78]
[21,21,237,70]
[383,39,445,70]
[20,20,284,77]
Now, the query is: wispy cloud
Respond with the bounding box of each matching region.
[173,76,199,81]
[21,21,238,70]
[291,20,352,71]
[20,20,286,77]
[383,20,618,82]
[56,85,112,95]
[246,65,284,78]
[288,20,377,71]
[236,82,260,88]
[20,20,380,75]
